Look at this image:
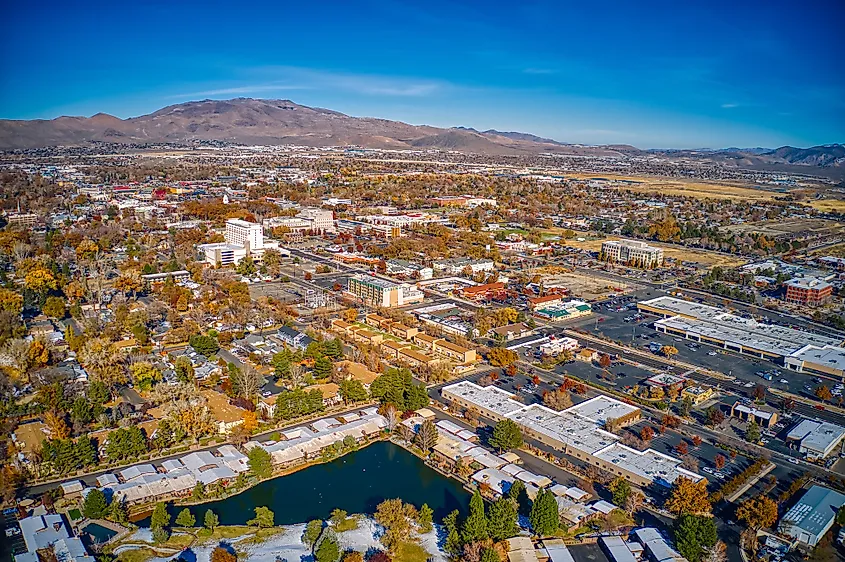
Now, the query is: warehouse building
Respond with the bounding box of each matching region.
[639,296,842,362]
[779,485,845,548]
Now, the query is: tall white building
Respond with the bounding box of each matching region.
[225,218,264,252]
[601,239,664,268]
[199,218,279,267]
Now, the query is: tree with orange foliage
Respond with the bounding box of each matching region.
[242,410,257,433]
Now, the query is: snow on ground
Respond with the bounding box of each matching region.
[132,517,446,562]
[418,525,447,562]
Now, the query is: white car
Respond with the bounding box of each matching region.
[780,379,789,384]
[708,351,718,356]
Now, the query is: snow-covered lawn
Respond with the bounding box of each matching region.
[124,516,446,562]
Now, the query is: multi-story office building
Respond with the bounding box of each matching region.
[225,218,264,252]
[600,239,664,268]
[346,274,424,308]
[264,207,336,234]
[200,218,280,267]
[784,277,833,306]
[6,212,38,228]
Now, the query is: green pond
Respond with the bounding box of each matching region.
[137,441,470,526]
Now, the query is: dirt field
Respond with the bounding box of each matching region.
[540,271,632,301]
[547,230,748,268]
[807,199,845,213]
[563,173,781,201]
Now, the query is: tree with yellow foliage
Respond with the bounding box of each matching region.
[27,339,50,370]
[114,272,143,300]
[0,288,23,314]
[44,411,70,440]
[24,269,58,298]
[665,477,711,516]
[242,410,258,433]
[75,239,100,261]
[736,495,777,531]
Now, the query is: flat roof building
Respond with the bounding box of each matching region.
[442,381,699,488]
[640,296,842,361]
[784,277,833,306]
[786,344,845,380]
[786,419,845,460]
[346,274,424,308]
[601,239,664,268]
[779,485,845,548]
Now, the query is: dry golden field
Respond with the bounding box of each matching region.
[564,173,780,201]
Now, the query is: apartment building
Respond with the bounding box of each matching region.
[784,277,833,306]
[600,239,664,268]
[346,274,424,308]
[6,212,38,228]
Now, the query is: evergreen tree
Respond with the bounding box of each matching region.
[151,502,171,531]
[529,489,559,537]
[417,503,434,533]
[175,508,196,527]
[507,480,531,516]
[442,510,463,558]
[314,531,340,562]
[204,509,219,531]
[109,498,128,525]
[82,488,109,519]
[313,355,333,379]
[610,477,631,507]
[480,548,500,562]
[247,446,273,479]
[75,436,97,467]
[462,490,489,543]
[488,497,519,541]
[247,506,275,528]
[674,515,718,562]
[489,419,523,451]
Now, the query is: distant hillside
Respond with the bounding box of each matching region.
[0,98,573,154]
[763,144,845,167]
[0,99,840,175]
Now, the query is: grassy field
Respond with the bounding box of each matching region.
[548,230,748,268]
[807,199,845,213]
[812,243,845,258]
[564,173,780,201]
[396,541,431,562]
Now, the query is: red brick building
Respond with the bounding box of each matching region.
[784,277,833,306]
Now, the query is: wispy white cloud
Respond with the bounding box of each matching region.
[523,68,557,75]
[166,84,311,99]
[721,103,739,108]
[243,66,449,97]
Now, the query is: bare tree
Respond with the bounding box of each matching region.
[384,404,399,433]
[231,362,263,401]
[414,419,438,453]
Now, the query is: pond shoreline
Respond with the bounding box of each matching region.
[133,441,471,528]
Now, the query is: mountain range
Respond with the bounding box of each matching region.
[0,98,842,172]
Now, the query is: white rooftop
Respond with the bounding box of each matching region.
[564,395,640,425]
[789,344,845,372]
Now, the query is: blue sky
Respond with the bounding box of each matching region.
[2,0,843,148]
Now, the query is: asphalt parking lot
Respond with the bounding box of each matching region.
[568,298,835,402]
